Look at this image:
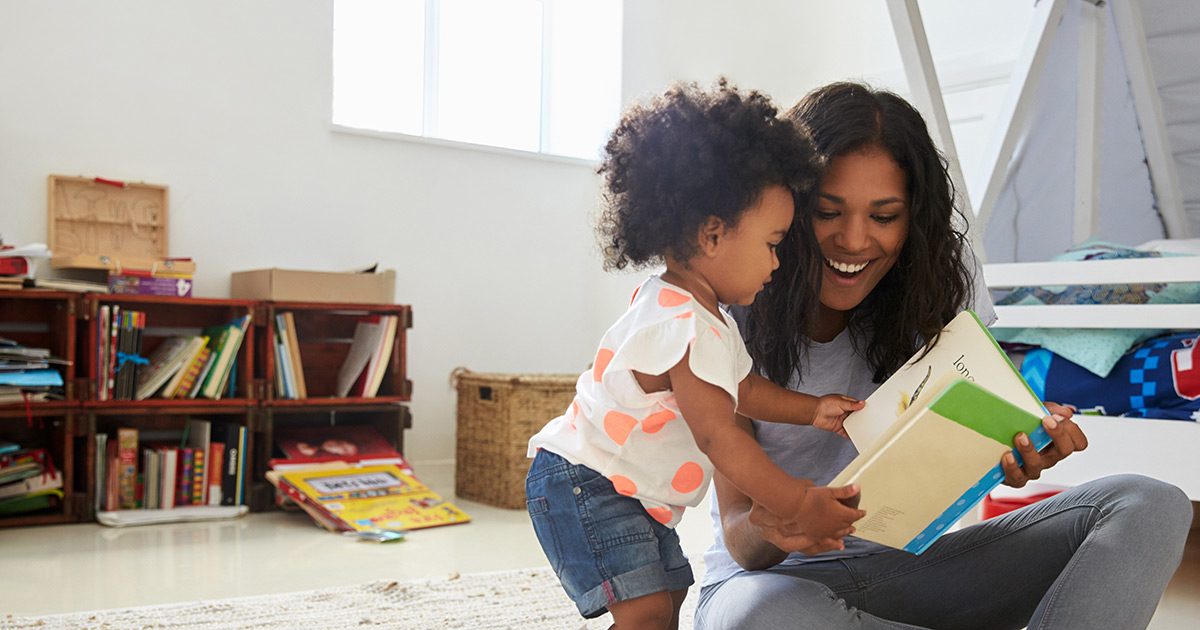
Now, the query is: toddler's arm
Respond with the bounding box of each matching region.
[737,373,862,436]
[668,351,863,532]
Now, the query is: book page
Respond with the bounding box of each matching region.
[831,409,1011,549]
[843,310,1044,449]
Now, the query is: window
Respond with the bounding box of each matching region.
[333,0,623,161]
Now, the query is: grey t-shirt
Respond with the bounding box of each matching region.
[700,257,997,587]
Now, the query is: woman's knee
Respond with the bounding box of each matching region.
[1083,474,1193,538]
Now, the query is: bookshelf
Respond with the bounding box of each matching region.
[0,291,81,526]
[0,292,413,527]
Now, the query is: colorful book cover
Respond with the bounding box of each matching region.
[271,425,411,473]
[116,427,138,510]
[276,464,470,532]
[173,345,211,399]
[191,448,205,506]
[179,447,194,506]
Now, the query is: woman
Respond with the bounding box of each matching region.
[694,82,1193,630]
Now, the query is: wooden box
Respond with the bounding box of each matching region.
[47,174,194,274]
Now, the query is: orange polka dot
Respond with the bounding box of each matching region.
[671,462,704,494]
[709,326,722,339]
[675,311,694,319]
[657,288,691,307]
[641,409,676,434]
[647,507,674,524]
[603,410,638,445]
[570,400,579,430]
[609,475,637,496]
[630,285,641,305]
[593,348,614,382]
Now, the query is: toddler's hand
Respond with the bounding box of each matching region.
[758,481,865,552]
[811,394,863,438]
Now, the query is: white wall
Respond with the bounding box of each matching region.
[1,1,1035,467]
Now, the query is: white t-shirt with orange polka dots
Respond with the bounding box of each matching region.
[527,275,753,528]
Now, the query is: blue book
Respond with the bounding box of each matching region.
[0,369,64,387]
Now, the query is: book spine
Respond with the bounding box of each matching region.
[116,427,138,510]
[199,327,233,399]
[219,424,240,506]
[106,305,120,401]
[207,442,224,506]
[904,425,1054,555]
[179,448,194,506]
[173,346,211,399]
[161,447,177,510]
[191,448,205,505]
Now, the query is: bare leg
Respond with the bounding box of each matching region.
[607,589,682,630]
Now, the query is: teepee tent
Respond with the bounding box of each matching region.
[888,0,1199,263]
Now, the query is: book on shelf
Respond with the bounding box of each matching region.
[269,463,470,533]
[273,314,295,399]
[198,314,250,399]
[832,310,1051,554]
[0,469,62,500]
[171,344,211,399]
[211,421,247,506]
[134,335,206,400]
[94,434,107,512]
[207,442,225,506]
[159,336,209,399]
[116,427,139,509]
[336,315,397,398]
[269,425,413,473]
[183,419,212,506]
[0,489,63,516]
[281,312,307,398]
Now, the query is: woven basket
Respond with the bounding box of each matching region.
[452,368,578,509]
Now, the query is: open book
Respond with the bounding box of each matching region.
[832,310,1052,554]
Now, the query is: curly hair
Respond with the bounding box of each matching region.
[596,78,819,271]
[745,82,973,386]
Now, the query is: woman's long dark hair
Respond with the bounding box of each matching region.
[746,82,973,385]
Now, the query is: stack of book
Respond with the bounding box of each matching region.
[0,337,67,404]
[94,419,248,513]
[336,314,398,398]
[264,425,471,534]
[0,445,63,516]
[0,242,50,291]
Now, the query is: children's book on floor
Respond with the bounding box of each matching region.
[833,310,1053,554]
[267,463,469,533]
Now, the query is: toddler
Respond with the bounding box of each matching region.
[526,80,866,629]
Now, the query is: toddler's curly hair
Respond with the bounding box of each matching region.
[596,78,818,271]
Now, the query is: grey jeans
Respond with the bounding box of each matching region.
[696,474,1192,630]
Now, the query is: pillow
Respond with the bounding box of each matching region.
[991,240,1200,378]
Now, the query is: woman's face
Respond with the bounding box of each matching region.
[813,146,910,317]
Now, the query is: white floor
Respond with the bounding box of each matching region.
[1,462,1197,629]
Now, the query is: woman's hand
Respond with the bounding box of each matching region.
[1000,402,1088,488]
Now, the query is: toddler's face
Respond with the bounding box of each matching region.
[705,185,794,306]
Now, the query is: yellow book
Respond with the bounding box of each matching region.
[276,464,470,532]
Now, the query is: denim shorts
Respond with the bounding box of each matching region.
[525,449,694,618]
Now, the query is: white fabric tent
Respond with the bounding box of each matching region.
[890,0,1200,263]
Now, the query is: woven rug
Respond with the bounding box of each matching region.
[0,562,701,630]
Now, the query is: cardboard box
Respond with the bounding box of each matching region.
[230,268,396,304]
